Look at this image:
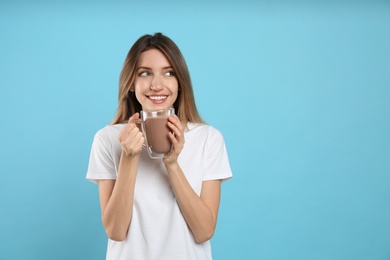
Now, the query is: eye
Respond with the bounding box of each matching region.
[165,70,175,77]
[139,71,150,77]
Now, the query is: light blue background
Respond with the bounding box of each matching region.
[1,1,389,259]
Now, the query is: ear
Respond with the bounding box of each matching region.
[129,85,135,92]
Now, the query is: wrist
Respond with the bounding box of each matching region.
[121,151,140,162]
[164,159,180,171]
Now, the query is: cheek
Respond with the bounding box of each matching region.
[169,79,179,94]
[133,85,146,102]
[134,80,149,92]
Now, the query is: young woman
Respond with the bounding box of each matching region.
[87,32,232,260]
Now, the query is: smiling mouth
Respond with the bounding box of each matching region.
[148,95,167,101]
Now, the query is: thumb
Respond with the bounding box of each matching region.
[128,112,140,123]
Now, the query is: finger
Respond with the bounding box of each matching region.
[168,115,184,131]
[121,122,137,138]
[128,112,140,123]
[123,131,144,154]
[135,135,145,150]
[120,122,142,145]
[168,131,184,153]
[168,121,184,141]
[168,116,184,138]
[126,126,142,141]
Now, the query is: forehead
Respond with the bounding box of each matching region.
[137,49,171,67]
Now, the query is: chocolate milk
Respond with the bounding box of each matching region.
[144,117,172,154]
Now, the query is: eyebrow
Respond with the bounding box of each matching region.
[137,66,173,71]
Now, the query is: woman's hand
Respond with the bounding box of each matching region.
[119,113,144,157]
[163,115,185,165]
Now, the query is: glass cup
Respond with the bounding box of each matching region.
[135,108,175,159]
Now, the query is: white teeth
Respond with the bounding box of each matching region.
[149,96,167,100]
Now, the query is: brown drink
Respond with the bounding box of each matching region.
[144,117,172,154]
[140,108,175,159]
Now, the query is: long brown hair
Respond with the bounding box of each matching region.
[112,33,204,126]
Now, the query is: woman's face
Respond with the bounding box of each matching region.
[133,48,179,111]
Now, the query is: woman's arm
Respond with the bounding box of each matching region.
[166,162,221,243]
[164,115,222,243]
[98,114,144,241]
[99,153,139,241]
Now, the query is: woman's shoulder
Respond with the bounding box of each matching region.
[186,122,224,139]
[94,123,125,141]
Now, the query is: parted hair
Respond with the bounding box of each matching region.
[112,33,204,126]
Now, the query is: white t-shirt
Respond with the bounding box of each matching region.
[86,122,232,260]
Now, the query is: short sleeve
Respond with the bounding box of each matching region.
[86,129,117,184]
[203,127,233,182]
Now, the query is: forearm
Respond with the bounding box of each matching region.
[101,153,139,241]
[165,162,217,243]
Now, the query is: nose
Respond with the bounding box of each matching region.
[150,75,163,91]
